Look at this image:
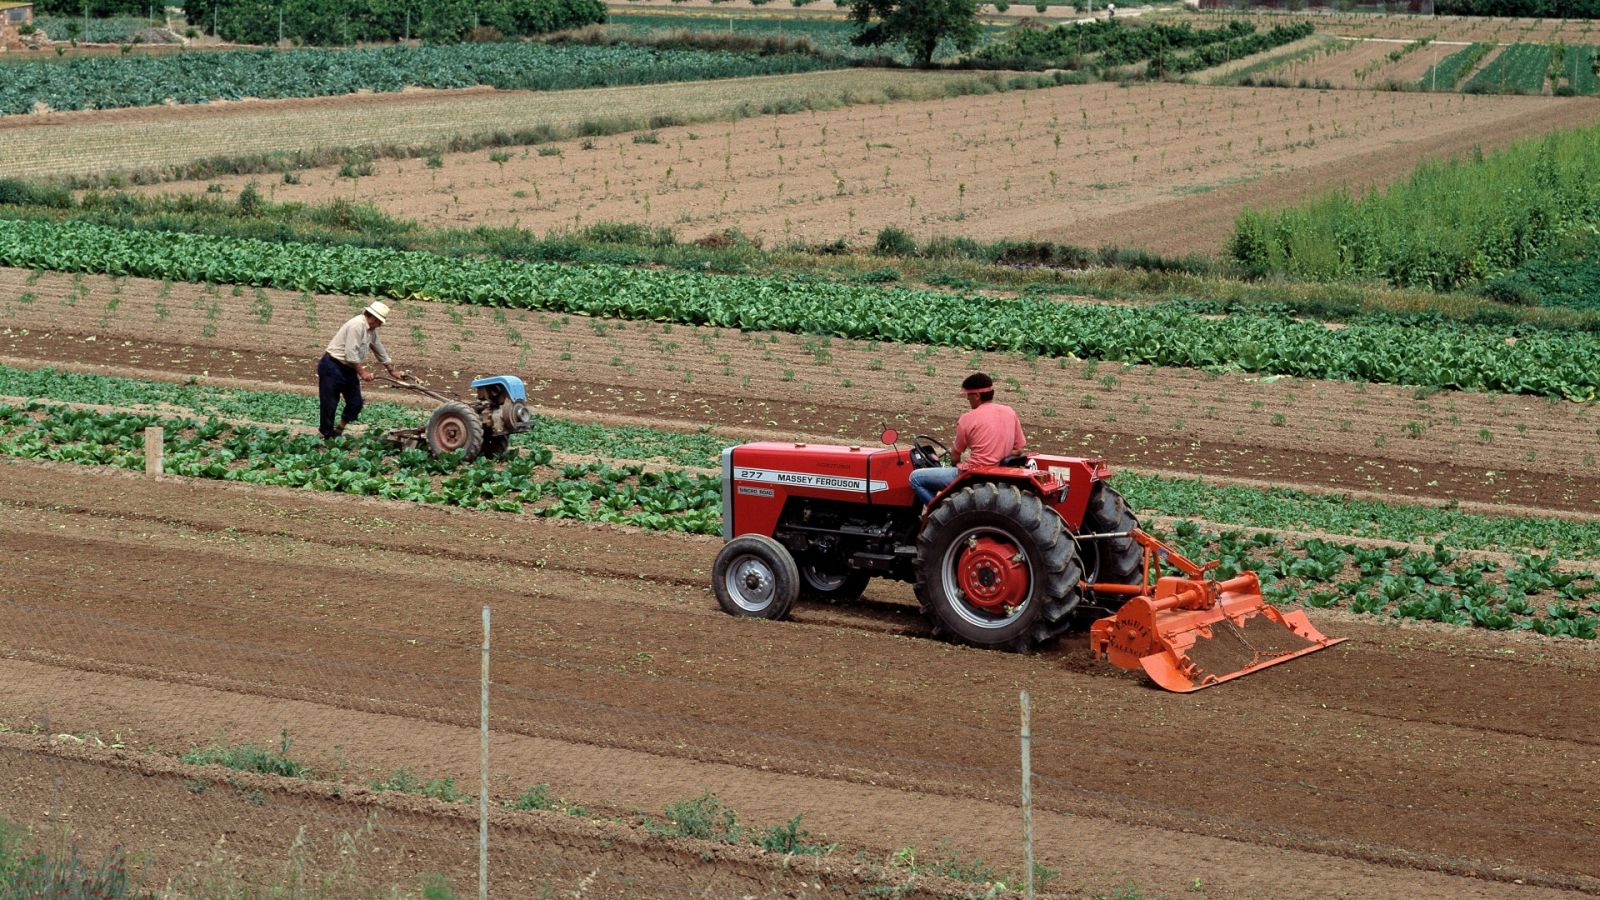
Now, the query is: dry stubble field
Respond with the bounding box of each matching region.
[137,82,1600,254]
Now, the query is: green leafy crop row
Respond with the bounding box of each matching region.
[0,42,836,116]
[4,218,1598,399]
[1158,522,1598,638]
[1417,42,1493,90]
[9,363,1599,558]
[1462,43,1552,94]
[1120,470,1600,561]
[0,403,721,534]
[0,363,726,468]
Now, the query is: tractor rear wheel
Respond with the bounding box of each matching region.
[1080,482,1142,589]
[713,535,801,620]
[915,482,1083,652]
[426,401,485,461]
[797,562,870,603]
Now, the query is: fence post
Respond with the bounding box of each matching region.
[1021,690,1034,900]
[479,607,491,900]
[143,426,163,475]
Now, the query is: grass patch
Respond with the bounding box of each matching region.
[181,730,309,778]
[369,768,472,803]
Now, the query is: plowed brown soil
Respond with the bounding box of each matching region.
[5,268,1599,514]
[1,460,1596,897]
[128,82,1599,255]
[1267,39,1465,90]
[1184,12,1596,45]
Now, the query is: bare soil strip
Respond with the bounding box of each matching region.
[4,268,1600,514]
[1185,12,1595,45]
[0,731,941,897]
[0,460,1595,897]
[0,69,973,180]
[126,82,1595,255]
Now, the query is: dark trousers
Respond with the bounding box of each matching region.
[317,353,364,438]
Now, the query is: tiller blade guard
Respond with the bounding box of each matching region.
[1088,530,1345,692]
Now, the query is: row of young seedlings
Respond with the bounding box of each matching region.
[5,382,1598,639]
[1156,520,1600,638]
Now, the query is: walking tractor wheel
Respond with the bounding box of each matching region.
[712,534,800,621]
[426,401,485,461]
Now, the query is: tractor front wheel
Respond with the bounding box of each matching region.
[915,482,1083,652]
[426,401,486,461]
[712,535,801,620]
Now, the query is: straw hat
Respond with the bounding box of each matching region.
[364,301,391,324]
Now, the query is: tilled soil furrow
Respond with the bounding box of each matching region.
[1,462,1596,886]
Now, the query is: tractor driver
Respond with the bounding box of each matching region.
[908,372,1027,505]
[318,300,401,441]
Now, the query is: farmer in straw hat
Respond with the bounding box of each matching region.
[908,372,1027,505]
[318,301,401,441]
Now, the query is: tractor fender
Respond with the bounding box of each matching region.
[929,459,1106,532]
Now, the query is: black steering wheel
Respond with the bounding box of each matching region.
[910,434,949,469]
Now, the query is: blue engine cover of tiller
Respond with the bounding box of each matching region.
[470,375,527,402]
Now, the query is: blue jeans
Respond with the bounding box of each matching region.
[317,353,364,438]
[910,467,960,505]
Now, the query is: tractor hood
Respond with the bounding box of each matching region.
[730,442,902,495]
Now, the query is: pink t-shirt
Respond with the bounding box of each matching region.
[954,402,1026,470]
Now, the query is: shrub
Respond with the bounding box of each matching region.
[873,225,918,257]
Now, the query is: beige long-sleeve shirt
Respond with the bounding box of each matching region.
[325,314,392,366]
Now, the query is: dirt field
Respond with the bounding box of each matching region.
[1262,38,1468,89]
[131,82,1600,255]
[5,267,1600,518]
[1184,10,1600,45]
[0,69,976,180]
[2,459,1597,897]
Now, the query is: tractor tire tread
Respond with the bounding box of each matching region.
[915,482,1083,653]
[1082,483,1142,590]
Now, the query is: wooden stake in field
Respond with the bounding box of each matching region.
[480,607,491,900]
[143,426,163,475]
[1021,690,1034,900]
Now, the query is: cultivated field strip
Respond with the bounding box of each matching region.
[0,69,973,180]
[4,267,1600,512]
[1201,11,1600,45]
[0,462,1595,896]
[125,82,1594,253]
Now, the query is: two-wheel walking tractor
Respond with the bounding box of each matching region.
[379,374,533,462]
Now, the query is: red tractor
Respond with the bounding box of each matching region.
[711,431,1342,691]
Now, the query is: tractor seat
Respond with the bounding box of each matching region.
[998,454,1029,467]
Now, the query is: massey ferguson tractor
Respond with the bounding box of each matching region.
[711,431,1343,692]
